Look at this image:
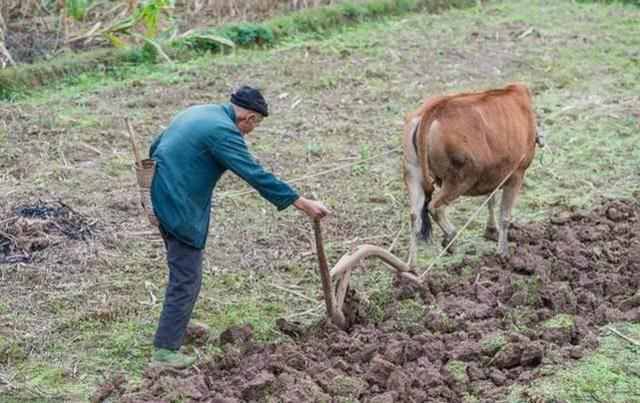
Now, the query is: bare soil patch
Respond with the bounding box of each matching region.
[0,201,97,264]
[93,197,640,402]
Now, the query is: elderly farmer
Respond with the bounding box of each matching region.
[148,86,330,367]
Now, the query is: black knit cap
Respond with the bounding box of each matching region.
[230,86,269,117]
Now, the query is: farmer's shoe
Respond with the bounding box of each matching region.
[151,348,196,368]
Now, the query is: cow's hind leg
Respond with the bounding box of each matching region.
[429,182,469,254]
[484,193,498,241]
[403,162,427,269]
[497,174,524,255]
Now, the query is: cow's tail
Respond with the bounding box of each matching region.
[419,194,432,241]
[412,98,445,241]
[407,119,432,241]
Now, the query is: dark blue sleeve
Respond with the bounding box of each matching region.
[213,134,299,210]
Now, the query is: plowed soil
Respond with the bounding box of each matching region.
[94,198,640,402]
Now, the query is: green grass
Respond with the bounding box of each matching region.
[364,290,393,323]
[0,336,27,366]
[395,298,427,329]
[482,335,508,357]
[514,277,542,306]
[506,307,534,333]
[514,323,640,402]
[3,318,152,400]
[545,314,574,329]
[0,0,639,400]
[446,359,468,384]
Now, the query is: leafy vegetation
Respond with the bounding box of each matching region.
[103,0,178,54]
[66,0,90,21]
[364,290,392,323]
[482,335,508,356]
[545,314,574,329]
[446,359,468,384]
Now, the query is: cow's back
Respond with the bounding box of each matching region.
[423,83,537,195]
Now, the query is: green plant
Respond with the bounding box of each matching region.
[340,3,371,20]
[352,144,370,175]
[66,0,89,21]
[506,307,533,332]
[304,142,326,158]
[395,298,426,328]
[103,0,178,61]
[544,314,573,329]
[482,335,508,356]
[365,291,392,323]
[514,276,541,306]
[180,22,276,55]
[446,360,468,383]
[0,336,27,365]
[219,23,274,46]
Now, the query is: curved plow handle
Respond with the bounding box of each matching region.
[313,220,348,330]
[312,220,422,330]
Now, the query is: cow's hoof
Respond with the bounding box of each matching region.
[484,227,498,241]
[442,239,456,254]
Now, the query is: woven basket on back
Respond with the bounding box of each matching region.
[135,159,159,227]
[126,118,159,228]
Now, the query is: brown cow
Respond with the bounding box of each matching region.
[402,83,538,267]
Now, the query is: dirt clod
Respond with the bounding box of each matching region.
[219,324,253,348]
[184,322,212,346]
[90,372,126,403]
[521,341,544,367]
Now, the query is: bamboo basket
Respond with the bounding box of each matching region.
[126,118,160,227]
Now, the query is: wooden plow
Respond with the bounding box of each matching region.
[313,220,422,330]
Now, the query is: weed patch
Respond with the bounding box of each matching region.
[545,314,574,329]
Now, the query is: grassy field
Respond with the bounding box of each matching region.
[0,0,639,400]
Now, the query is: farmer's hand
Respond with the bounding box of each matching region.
[293,197,331,221]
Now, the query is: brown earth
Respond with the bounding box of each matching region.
[93,197,640,402]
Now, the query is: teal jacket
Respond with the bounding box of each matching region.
[149,104,299,249]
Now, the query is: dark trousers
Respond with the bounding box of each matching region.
[153,227,204,350]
